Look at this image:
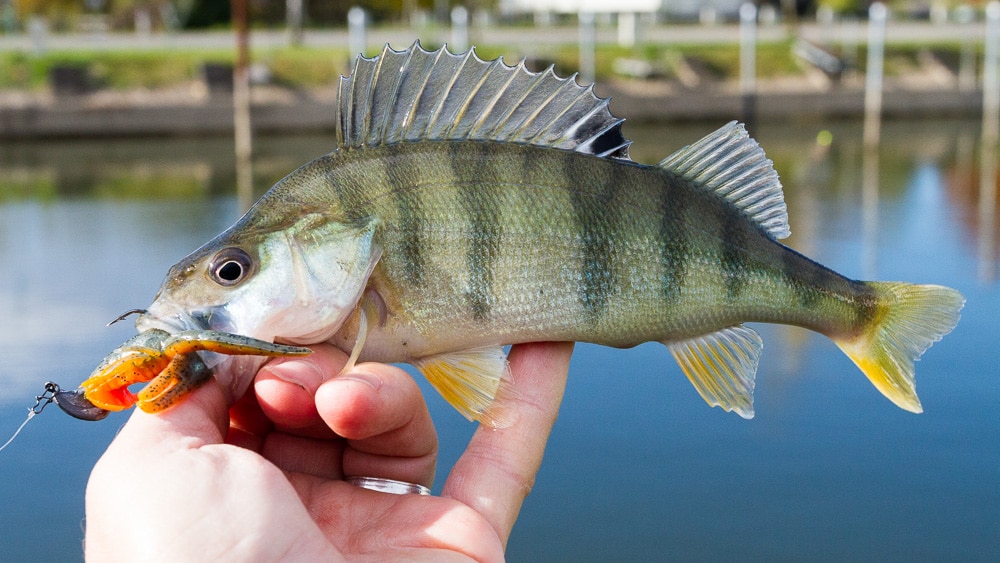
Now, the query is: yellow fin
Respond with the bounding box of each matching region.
[834,282,964,413]
[664,325,763,419]
[413,346,514,428]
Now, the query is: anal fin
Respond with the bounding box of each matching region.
[413,346,514,428]
[664,325,763,419]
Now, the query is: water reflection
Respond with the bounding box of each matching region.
[861,145,880,279]
[0,135,336,202]
[632,118,1000,280]
[0,120,997,561]
[978,141,998,282]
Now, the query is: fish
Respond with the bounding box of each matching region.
[90,42,964,422]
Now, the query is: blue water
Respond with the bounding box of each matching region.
[1,121,997,561]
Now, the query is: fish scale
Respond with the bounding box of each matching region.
[315,141,860,348]
[122,42,963,423]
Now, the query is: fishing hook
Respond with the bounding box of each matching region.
[107,308,148,327]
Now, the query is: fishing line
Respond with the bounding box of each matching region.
[0,410,37,453]
[0,382,61,454]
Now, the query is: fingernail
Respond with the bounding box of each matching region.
[337,370,383,392]
[263,360,326,392]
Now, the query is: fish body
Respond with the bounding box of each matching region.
[302,140,859,353]
[131,43,964,421]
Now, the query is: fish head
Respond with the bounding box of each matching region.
[136,213,381,346]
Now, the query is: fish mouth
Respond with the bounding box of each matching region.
[134,311,190,334]
[134,306,215,334]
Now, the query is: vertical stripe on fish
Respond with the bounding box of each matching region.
[388,152,429,286]
[658,175,689,304]
[566,152,621,323]
[457,142,502,321]
[721,206,751,303]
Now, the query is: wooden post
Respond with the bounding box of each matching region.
[979,2,1000,281]
[232,0,253,212]
[348,6,367,63]
[983,2,1000,146]
[863,2,886,148]
[287,0,304,46]
[579,11,595,85]
[739,3,757,127]
[451,6,469,53]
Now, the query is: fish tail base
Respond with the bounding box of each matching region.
[834,282,964,413]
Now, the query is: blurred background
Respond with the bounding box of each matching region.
[1,1,998,561]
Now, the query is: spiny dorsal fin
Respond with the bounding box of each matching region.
[664,324,763,419]
[659,121,790,240]
[336,42,631,159]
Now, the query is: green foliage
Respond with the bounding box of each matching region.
[263,49,348,87]
[817,0,867,14]
[0,40,977,92]
[0,52,40,89]
[88,172,210,199]
[0,172,57,203]
[0,48,345,91]
[90,52,206,89]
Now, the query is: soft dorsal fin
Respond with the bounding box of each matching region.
[659,121,791,240]
[336,42,631,159]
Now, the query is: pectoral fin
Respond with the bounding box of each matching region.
[413,346,513,428]
[340,289,388,374]
[664,325,763,419]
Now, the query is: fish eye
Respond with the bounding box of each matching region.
[209,248,254,287]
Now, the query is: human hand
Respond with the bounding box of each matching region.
[84,341,573,561]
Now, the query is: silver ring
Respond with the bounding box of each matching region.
[346,476,431,496]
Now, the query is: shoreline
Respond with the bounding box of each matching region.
[2,19,993,140]
[0,77,985,140]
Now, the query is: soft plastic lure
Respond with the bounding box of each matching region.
[78,328,310,414]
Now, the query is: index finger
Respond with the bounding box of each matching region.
[440,341,574,548]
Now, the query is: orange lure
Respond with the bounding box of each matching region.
[80,329,310,413]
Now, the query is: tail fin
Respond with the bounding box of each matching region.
[834,282,964,413]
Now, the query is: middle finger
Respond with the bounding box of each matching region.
[316,362,437,487]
